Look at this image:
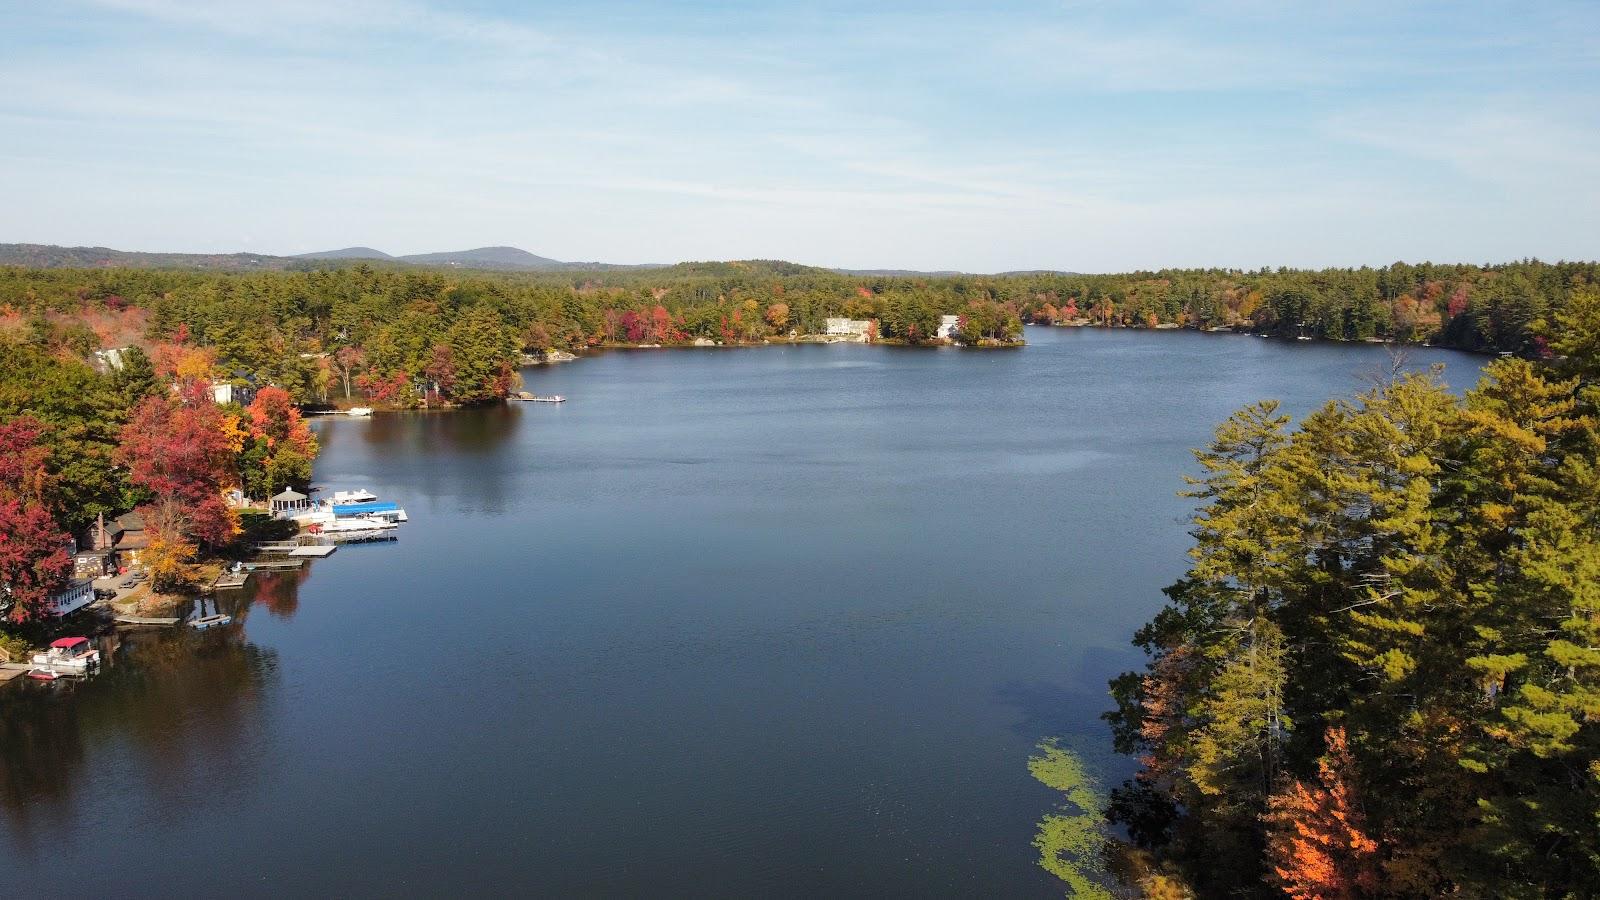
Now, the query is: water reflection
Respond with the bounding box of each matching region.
[0,625,277,848]
[321,405,519,514]
[251,567,312,620]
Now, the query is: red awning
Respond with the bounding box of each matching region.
[50,637,89,649]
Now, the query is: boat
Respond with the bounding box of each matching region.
[189,614,233,630]
[325,500,407,523]
[513,392,565,402]
[31,636,99,672]
[310,516,400,542]
[346,407,374,417]
[329,489,379,505]
[27,667,67,681]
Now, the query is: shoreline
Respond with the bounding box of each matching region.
[316,326,1492,415]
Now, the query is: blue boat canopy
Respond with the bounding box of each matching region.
[331,501,400,517]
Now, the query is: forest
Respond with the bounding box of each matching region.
[1,257,1595,410]
[1100,289,1600,897]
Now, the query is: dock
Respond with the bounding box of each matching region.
[245,560,304,571]
[255,541,335,557]
[115,614,180,626]
[213,570,252,589]
[288,545,337,558]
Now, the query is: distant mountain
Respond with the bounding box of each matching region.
[831,267,1083,277]
[0,242,653,273]
[0,242,1067,276]
[294,246,394,260]
[398,246,565,269]
[0,243,292,270]
[832,268,965,277]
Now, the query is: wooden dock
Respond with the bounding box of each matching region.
[213,571,252,589]
[115,614,180,626]
[245,560,304,571]
[288,545,337,558]
[256,540,305,554]
[256,542,335,557]
[0,665,28,683]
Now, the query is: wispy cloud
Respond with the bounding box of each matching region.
[0,0,1596,270]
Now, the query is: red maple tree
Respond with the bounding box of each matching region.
[118,381,239,551]
[0,417,73,623]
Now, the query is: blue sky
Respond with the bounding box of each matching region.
[1,0,1596,271]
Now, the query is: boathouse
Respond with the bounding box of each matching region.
[936,315,960,339]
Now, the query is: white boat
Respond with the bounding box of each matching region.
[329,489,379,505]
[346,407,374,417]
[513,392,566,402]
[314,516,400,542]
[31,636,100,672]
[190,614,233,630]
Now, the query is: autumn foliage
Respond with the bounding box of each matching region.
[241,386,318,498]
[1265,728,1379,899]
[1107,298,1600,896]
[0,417,72,622]
[118,381,239,585]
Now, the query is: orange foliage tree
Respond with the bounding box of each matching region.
[1264,727,1379,899]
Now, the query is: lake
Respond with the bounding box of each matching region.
[0,328,1483,895]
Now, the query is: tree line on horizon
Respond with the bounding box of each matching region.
[1,257,1594,410]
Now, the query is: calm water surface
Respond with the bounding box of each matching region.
[1,329,1483,895]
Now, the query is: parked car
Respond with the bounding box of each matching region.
[120,578,137,588]
[93,588,117,601]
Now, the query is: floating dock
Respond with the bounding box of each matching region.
[115,615,181,626]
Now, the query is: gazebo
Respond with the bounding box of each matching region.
[270,489,311,519]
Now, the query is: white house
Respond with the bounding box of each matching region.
[936,315,960,340]
[824,318,874,342]
[210,380,235,404]
[94,347,131,372]
[47,579,95,617]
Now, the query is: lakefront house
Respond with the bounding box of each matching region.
[824,318,874,342]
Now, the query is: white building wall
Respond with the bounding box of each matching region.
[48,579,95,617]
